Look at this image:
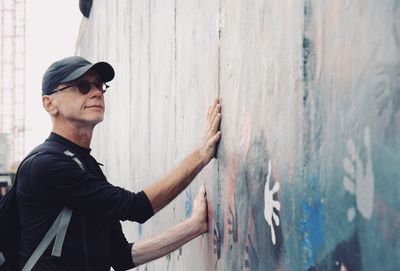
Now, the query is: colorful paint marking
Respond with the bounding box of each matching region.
[264,160,281,245]
[185,189,193,218]
[342,127,375,221]
[300,176,324,269]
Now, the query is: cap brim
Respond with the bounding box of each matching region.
[60,62,115,83]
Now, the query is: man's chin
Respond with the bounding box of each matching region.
[86,116,104,126]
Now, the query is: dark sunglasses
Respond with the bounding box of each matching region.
[51,80,109,95]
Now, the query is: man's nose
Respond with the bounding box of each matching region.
[90,87,104,98]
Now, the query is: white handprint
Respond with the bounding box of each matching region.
[264,160,281,245]
[342,127,375,222]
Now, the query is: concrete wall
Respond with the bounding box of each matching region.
[76,1,400,270]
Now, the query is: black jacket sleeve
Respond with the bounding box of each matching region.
[28,152,154,223]
[109,220,136,270]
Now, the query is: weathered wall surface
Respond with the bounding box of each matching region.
[76,1,400,270]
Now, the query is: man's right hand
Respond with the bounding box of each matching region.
[199,99,222,165]
[132,185,210,266]
[190,185,208,234]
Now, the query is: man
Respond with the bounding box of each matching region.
[16,56,222,270]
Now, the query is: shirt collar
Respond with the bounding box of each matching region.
[46,132,92,156]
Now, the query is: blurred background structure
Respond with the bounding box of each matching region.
[0,0,80,194]
[0,0,25,173]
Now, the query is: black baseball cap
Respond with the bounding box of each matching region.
[41,56,115,95]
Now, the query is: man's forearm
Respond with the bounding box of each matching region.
[131,217,206,266]
[144,149,207,213]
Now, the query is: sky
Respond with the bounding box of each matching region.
[25,0,82,153]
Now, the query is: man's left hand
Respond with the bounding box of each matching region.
[199,98,222,164]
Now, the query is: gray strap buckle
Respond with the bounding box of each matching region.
[64,150,85,170]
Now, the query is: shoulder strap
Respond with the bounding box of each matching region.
[21,208,72,271]
[21,146,85,271]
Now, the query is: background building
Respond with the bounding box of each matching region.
[0,0,26,172]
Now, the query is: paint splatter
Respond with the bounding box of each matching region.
[300,176,324,269]
[213,224,222,260]
[185,189,193,218]
[227,204,238,243]
[223,151,238,252]
[244,234,258,270]
[244,211,259,270]
[264,160,281,245]
[342,127,375,221]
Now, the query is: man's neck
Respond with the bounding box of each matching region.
[52,122,94,149]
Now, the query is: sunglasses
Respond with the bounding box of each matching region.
[52,80,109,95]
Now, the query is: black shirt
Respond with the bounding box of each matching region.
[17,133,154,270]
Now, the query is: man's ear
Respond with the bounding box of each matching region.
[42,95,58,115]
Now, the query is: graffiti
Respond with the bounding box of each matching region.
[244,234,258,270]
[264,160,281,245]
[300,176,324,269]
[223,151,238,252]
[214,134,283,269]
[213,224,222,260]
[205,203,222,271]
[227,204,238,244]
[185,189,193,218]
[244,210,259,270]
[342,127,375,221]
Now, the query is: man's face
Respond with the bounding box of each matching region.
[49,71,106,128]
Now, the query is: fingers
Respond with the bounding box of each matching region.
[193,185,207,207]
[211,112,221,133]
[201,99,222,162]
[210,102,221,127]
[207,99,219,121]
[210,131,222,144]
[205,99,221,137]
[198,184,206,198]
